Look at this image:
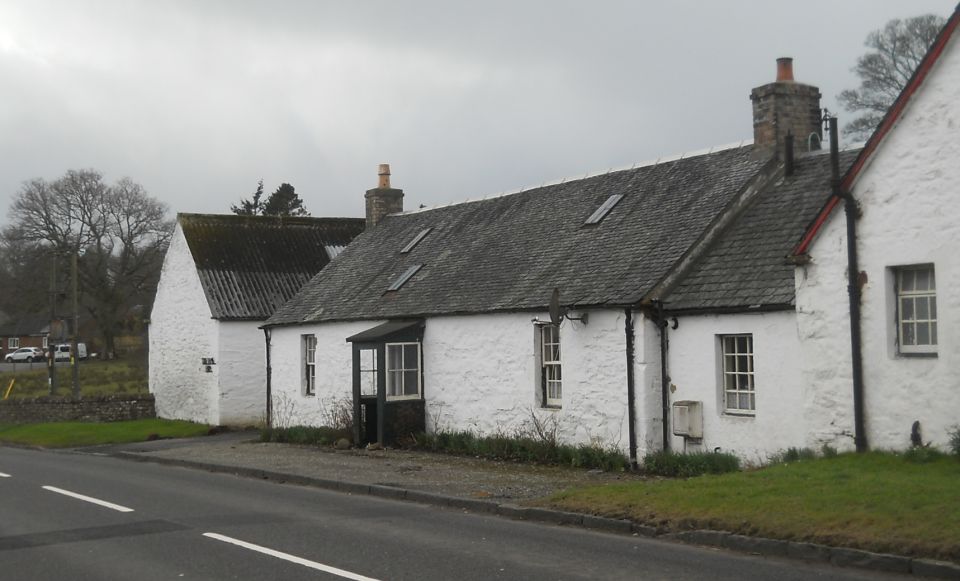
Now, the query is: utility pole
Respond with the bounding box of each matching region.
[71,251,80,397]
[48,253,58,396]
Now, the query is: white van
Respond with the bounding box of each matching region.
[54,343,88,361]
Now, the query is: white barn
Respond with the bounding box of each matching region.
[150,213,364,425]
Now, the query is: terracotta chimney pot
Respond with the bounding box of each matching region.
[776,57,794,82]
[378,164,391,188]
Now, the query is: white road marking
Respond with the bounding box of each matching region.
[203,532,381,581]
[0,472,10,478]
[42,485,135,512]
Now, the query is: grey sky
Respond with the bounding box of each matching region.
[0,1,955,222]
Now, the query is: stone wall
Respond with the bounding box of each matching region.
[0,395,156,424]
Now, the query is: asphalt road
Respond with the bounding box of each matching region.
[0,446,906,580]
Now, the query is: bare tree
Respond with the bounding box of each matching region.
[3,169,172,357]
[838,14,947,141]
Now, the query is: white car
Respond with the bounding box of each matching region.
[5,347,45,363]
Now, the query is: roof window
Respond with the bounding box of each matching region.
[387,264,423,292]
[583,194,624,225]
[400,228,432,253]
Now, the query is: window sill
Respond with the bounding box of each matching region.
[897,351,938,358]
[723,411,755,418]
[303,392,316,397]
[541,404,562,411]
[386,395,422,402]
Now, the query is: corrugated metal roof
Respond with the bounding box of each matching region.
[179,213,365,320]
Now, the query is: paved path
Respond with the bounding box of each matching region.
[90,431,642,502]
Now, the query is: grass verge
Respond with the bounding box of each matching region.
[0,419,210,448]
[543,451,960,561]
[543,453,960,561]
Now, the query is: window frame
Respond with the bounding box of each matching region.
[8,338,20,350]
[720,334,755,415]
[539,324,562,408]
[895,265,937,355]
[303,334,317,396]
[385,341,421,401]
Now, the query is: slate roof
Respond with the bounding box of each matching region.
[267,145,771,326]
[178,213,365,320]
[664,149,861,312]
[0,313,50,337]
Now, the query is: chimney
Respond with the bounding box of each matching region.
[365,164,404,228]
[751,58,822,159]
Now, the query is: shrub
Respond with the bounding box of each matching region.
[948,426,960,458]
[783,447,818,462]
[410,429,629,471]
[820,444,839,458]
[903,446,947,464]
[642,450,740,477]
[259,425,350,446]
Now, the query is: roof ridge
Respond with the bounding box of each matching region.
[396,140,755,216]
[177,212,363,223]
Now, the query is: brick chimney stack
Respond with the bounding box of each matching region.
[365,164,404,228]
[751,58,823,158]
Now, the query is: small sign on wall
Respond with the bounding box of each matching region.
[201,357,216,373]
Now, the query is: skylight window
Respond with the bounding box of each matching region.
[400,228,432,253]
[387,264,423,291]
[583,194,624,225]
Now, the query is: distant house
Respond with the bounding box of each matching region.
[149,213,365,425]
[0,313,52,358]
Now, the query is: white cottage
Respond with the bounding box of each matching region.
[664,7,960,460]
[263,11,960,461]
[793,8,960,453]
[150,213,364,425]
[264,130,789,466]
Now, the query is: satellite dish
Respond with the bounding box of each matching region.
[548,287,588,326]
[549,287,564,325]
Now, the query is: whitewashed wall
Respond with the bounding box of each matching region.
[795,228,858,453]
[798,32,960,451]
[667,311,806,462]
[269,309,661,455]
[270,320,374,427]
[217,321,267,425]
[149,225,219,425]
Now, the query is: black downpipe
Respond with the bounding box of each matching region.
[830,116,867,452]
[624,309,638,469]
[656,301,670,453]
[264,328,273,429]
